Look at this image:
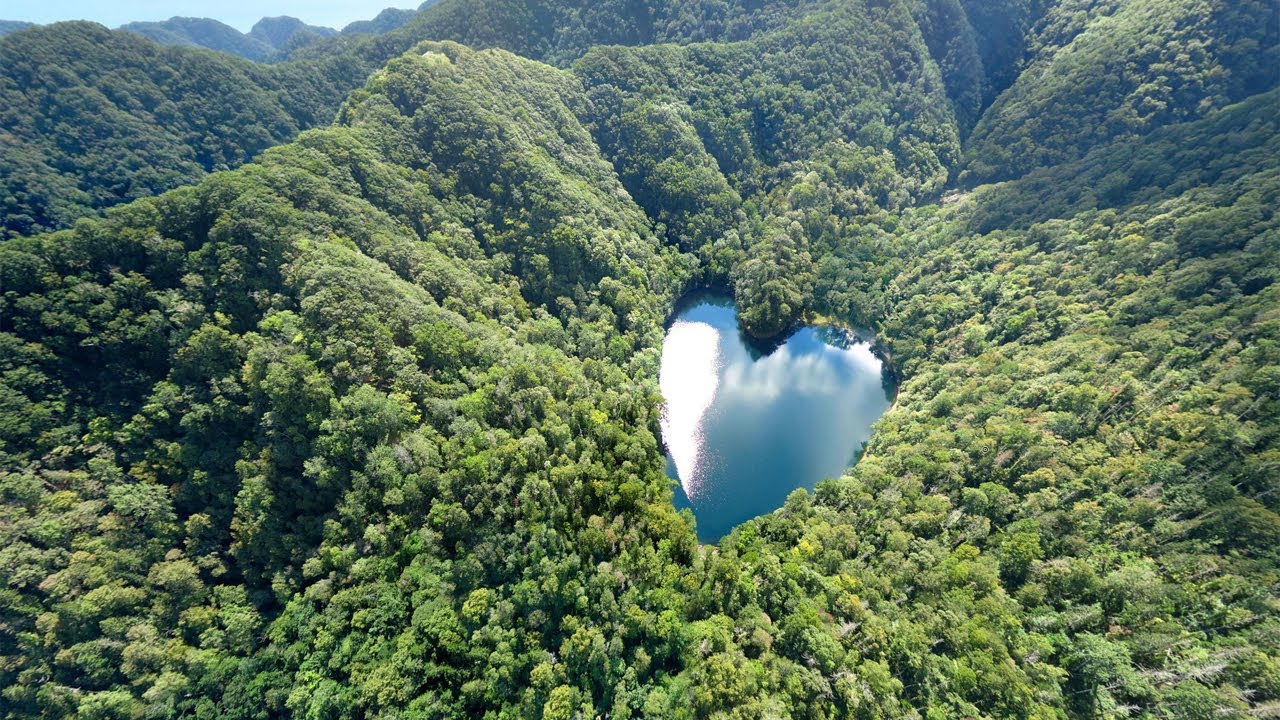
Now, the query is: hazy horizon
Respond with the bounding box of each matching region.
[2,0,418,32]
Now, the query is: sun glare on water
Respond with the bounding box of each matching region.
[658,320,721,498]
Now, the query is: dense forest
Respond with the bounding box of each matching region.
[0,0,1277,718]
[0,23,372,239]
[0,0,1042,239]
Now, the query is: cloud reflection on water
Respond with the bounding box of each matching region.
[719,336,882,404]
[658,299,893,541]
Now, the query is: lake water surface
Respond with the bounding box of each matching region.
[659,292,895,542]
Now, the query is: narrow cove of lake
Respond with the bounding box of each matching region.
[659,292,896,542]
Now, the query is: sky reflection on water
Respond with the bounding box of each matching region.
[659,294,894,542]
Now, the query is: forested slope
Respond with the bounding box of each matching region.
[0,0,833,239]
[341,8,422,36]
[962,0,1278,184]
[1,0,1038,238]
[6,0,1271,238]
[0,23,365,239]
[574,0,962,340]
[0,42,693,718]
[0,0,1277,718]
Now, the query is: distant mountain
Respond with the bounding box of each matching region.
[0,20,34,37]
[341,7,420,35]
[117,8,431,60]
[248,15,338,52]
[120,17,276,60]
[120,15,339,61]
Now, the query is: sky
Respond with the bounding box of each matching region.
[2,0,419,32]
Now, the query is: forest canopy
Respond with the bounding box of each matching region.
[0,0,1277,718]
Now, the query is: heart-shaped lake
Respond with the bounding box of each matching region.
[660,292,896,542]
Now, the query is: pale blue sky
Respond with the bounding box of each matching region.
[3,0,418,32]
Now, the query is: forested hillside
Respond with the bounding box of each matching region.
[0,0,815,238]
[0,23,366,239]
[0,0,1073,238]
[962,0,1278,184]
[341,8,422,36]
[0,0,1276,718]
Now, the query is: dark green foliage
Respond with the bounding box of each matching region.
[340,0,824,69]
[0,0,843,238]
[911,0,986,130]
[575,0,960,335]
[2,0,1098,244]
[967,89,1280,233]
[962,0,1279,184]
[0,22,360,239]
[958,0,1052,104]
[861,120,1279,718]
[0,44,694,718]
[1,1,1277,718]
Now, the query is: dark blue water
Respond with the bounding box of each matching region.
[659,293,895,542]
